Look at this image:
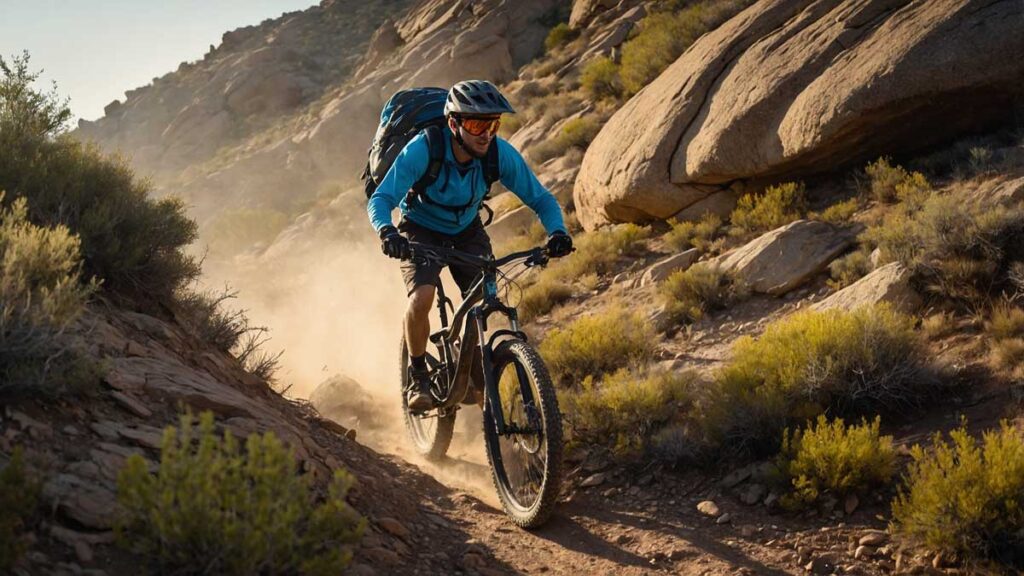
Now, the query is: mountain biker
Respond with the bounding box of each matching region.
[367,80,573,412]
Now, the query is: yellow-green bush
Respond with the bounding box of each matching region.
[0,448,40,572]
[619,0,752,95]
[730,182,807,237]
[828,249,872,289]
[664,213,723,252]
[518,276,573,321]
[0,194,96,394]
[580,56,622,101]
[549,223,650,280]
[865,157,919,203]
[659,263,741,323]
[813,197,860,225]
[705,305,924,454]
[544,23,578,52]
[117,411,364,575]
[562,368,693,457]
[892,421,1024,564]
[861,193,1024,310]
[0,53,199,304]
[539,305,657,385]
[777,415,896,509]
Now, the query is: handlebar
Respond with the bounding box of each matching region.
[406,241,552,270]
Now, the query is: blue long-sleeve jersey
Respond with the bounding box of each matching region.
[367,132,566,236]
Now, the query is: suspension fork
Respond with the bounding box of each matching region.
[476,310,508,435]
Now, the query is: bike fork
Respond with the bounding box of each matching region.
[476,311,508,435]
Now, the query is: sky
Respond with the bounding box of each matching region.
[1,1,318,122]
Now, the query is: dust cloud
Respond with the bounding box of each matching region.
[200,206,500,504]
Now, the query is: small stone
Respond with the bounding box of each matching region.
[720,466,752,488]
[805,556,835,574]
[858,531,887,547]
[376,517,409,540]
[63,425,80,436]
[739,483,767,505]
[853,545,874,560]
[362,547,400,566]
[697,500,721,517]
[739,525,757,537]
[580,472,606,488]
[716,513,732,525]
[602,487,617,498]
[462,552,487,569]
[764,491,781,511]
[73,541,93,564]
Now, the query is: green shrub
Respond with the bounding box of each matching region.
[619,0,752,95]
[664,213,723,252]
[968,146,994,177]
[730,182,806,237]
[544,23,578,52]
[518,276,573,321]
[861,194,1024,310]
[0,194,96,394]
[813,197,860,225]
[892,421,1024,564]
[705,305,925,454]
[777,415,896,510]
[580,56,622,101]
[659,263,742,323]
[828,249,872,289]
[0,53,200,304]
[117,411,364,576]
[539,305,657,385]
[529,116,603,164]
[864,157,932,206]
[0,448,40,572]
[549,223,650,280]
[562,368,693,457]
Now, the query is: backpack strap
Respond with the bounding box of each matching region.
[482,139,500,197]
[409,124,446,199]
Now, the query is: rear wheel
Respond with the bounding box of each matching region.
[399,335,455,461]
[482,340,563,528]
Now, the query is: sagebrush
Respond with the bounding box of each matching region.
[730,182,806,237]
[704,305,926,454]
[117,411,364,576]
[562,368,693,458]
[660,263,743,324]
[892,421,1024,566]
[539,305,657,385]
[777,415,896,510]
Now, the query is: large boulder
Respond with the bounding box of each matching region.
[812,262,921,314]
[575,0,1024,230]
[710,220,852,296]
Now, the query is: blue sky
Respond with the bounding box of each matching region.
[1,1,318,122]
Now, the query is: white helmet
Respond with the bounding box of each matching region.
[444,80,515,117]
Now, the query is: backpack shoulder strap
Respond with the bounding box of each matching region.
[483,140,500,194]
[410,124,446,196]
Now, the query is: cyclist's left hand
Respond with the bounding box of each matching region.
[546,231,573,258]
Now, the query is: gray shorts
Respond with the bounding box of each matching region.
[398,217,493,296]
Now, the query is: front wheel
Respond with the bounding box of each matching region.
[399,335,455,461]
[483,340,563,529]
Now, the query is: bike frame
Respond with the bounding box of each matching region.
[412,243,543,437]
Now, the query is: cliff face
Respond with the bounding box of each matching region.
[75,0,414,183]
[74,0,566,229]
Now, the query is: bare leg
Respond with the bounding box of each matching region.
[405,285,435,357]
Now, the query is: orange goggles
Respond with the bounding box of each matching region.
[459,116,501,137]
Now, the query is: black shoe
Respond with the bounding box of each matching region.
[406,366,435,412]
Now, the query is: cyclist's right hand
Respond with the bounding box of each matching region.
[379,225,411,260]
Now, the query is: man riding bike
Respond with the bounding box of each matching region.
[367,80,573,412]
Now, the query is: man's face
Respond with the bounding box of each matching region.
[449,115,501,157]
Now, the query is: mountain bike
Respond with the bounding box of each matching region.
[398,241,564,528]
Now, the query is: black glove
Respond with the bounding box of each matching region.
[546,231,573,258]
[379,225,410,260]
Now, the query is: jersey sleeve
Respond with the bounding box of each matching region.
[495,138,566,235]
[367,134,430,233]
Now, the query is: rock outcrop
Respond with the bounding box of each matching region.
[710,220,852,296]
[575,0,1024,230]
[812,262,921,314]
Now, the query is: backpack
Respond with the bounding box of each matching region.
[361,87,500,221]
